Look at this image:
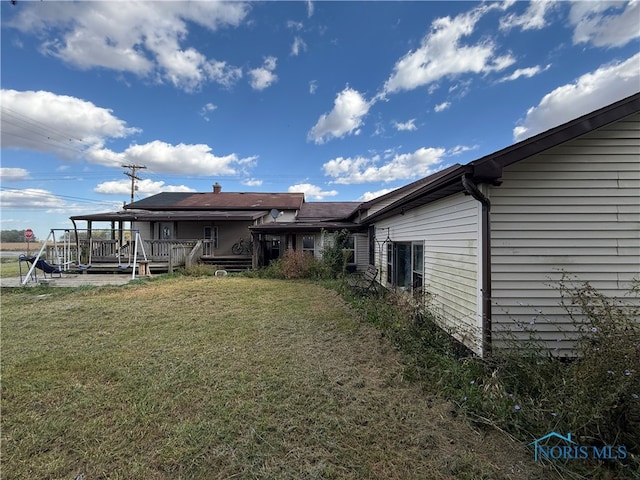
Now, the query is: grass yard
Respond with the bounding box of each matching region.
[1,277,551,479]
[1,258,21,279]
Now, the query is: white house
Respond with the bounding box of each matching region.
[363,93,640,357]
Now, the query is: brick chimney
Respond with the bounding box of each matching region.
[213,182,222,194]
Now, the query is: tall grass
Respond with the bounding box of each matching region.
[336,279,640,479]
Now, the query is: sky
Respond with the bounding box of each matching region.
[1,1,639,239]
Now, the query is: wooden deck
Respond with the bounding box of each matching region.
[42,239,254,274]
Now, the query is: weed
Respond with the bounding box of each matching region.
[247,248,332,280]
[336,278,640,479]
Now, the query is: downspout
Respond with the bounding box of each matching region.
[461,174,492,357]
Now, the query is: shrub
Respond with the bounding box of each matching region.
[248,249,332,280]
[245,258,286,279]
[280,248,333,279]
[321,229,352,278]
[558,278,640,455]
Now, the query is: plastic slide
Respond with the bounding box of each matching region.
[20,255,62,274]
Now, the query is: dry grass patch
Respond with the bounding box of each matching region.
[2,277,549,479]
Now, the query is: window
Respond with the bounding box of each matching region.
[387,241,424,291]
[387,242,393,285]
[204,226,219,252]
[368,226,375,265]
[412,243,423,291]
[161,223,172,239]
[344,234,355,264]
[395,243,412,288]
[302,235,315,255]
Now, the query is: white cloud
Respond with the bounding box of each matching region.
[287,20,304,31]
[309,80,318,94]
[87,140,257,176]
[513,53,640,141]
[0,89,254,178]
[570,1,640,48]
[7,2,249,92]
[94,179,195,196]
[0,188,67,209]
[358,187,398,201]
[242,178,263,187]
[448,144,478,156]
[500,0,557,31]
[308,87,372,143]
[393,119,417,131]
[1,89,139,159]
[288,183,337,200]
[199,102,218,122]
[383,5,515,95]
[249,56,278,90]
[323,147,446,184]
[307,1,314,18]
[498,64,551,82]
[291,36,307,56]
[434,101,451,112]
[0,168,31,181]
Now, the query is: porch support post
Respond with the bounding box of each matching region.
[251,232,258,269]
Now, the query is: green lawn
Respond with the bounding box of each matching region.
[1,277,549,479]
[0,258,20,278]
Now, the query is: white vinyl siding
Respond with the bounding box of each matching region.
[375,193,483,354]
[490,113,640,356]
[353,232,369,270]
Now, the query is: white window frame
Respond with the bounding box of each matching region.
[302,235,315,255]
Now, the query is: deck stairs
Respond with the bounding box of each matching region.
[199,256,252,273]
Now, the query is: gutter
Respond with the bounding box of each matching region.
[461,174,492,357]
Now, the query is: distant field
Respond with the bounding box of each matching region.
[0,242,45,252]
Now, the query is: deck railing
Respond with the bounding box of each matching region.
[45,238,199,268]
[202,239,215,256]
[142,240,198,263]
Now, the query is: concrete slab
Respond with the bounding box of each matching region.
[0,273,137,288]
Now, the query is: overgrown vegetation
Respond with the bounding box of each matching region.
[335,278,640,479]
[247,229,352,280]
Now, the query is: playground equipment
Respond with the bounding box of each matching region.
[19,229,148,286]
[18,255,62,282]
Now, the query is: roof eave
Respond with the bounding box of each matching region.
[364,92,640,224]
[472,92,640,178]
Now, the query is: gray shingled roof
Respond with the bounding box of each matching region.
[126,192,304,211]
[297,202,360,221]
[71,209,267,222]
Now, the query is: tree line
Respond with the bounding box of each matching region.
[0,230,38,242]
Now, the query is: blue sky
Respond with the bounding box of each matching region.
[1,1,639,239]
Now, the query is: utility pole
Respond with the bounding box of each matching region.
[122,164,146,205]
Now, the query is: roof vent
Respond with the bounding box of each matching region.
[213,182,222,194]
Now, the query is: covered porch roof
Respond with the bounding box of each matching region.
[250,221,365,233]
[70,209,268,223]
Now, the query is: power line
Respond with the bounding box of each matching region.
[122,164,146,204]
[1,106,87,144]
[0,186,118,206]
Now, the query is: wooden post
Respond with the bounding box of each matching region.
[138,260,150,277]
